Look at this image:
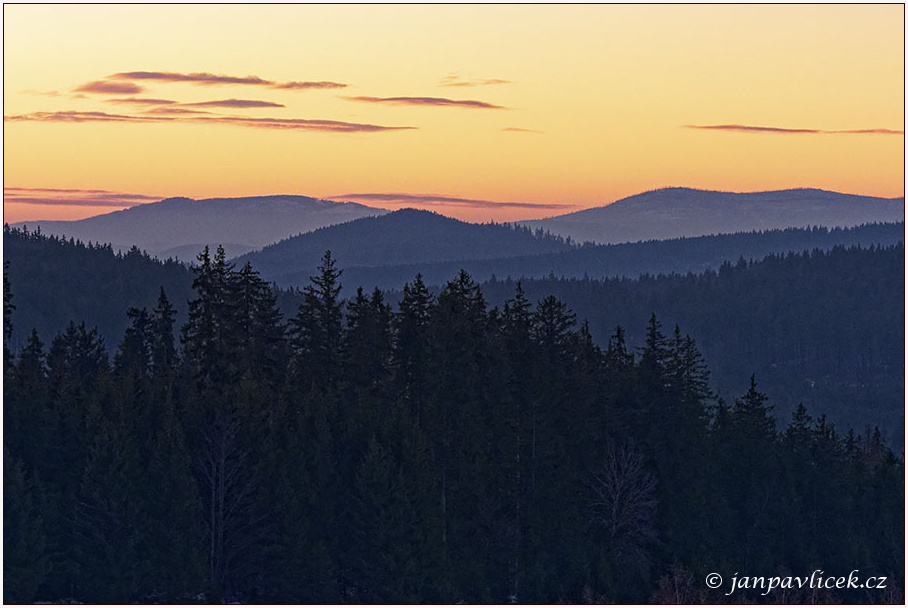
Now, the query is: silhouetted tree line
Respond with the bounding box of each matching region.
[4,248,904,603]
[479,243,905,451]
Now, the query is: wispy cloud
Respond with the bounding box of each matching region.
[74,80,144,95]
[330,193,573,210]
[441,75,513,87]
[5,111,173,123]
[189,116,415,133]
[105,97,178,105]
[345,96,507,109]
[107,71,348,90]
[109,71,271,86]
[21,89,64,97]
[4,186,160,208]
[833,128,905,135]
[21,89,88,100]
[180,99,285,109]
[272,81,348,90]
[687,124,904,135]
[502,127,541,133]
[5,110,414,133]
[5,186,156,197]
[688,124,819,134]
[141,107,216,115]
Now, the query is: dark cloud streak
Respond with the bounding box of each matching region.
[832,128,904,135]
[6,196,144,207]
[142,107,216,115]
[5,187,156,199]
[108,71,349,90]
[4,110,414,133]
[74,80,144,95]
[105,98,178,105]
[688,124,904,135]
[5,111,173,123]
[109,71,272,86]
[441,76,513,87]
[331,193,572,210]
[345,96,507,109]
[688,124,820,134]
[273,81,348,90]
[190,116,414,133]
[502,127,541,133]
[180,99,285,109]
[5,187,161,208]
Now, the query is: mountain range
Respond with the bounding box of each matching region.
[521,187,905,244]
[11,187,904,275]
[11,195,388,260]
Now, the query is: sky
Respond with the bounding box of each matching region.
[3,4,904,224]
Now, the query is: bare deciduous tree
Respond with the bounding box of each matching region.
[589,438,657,579]
[197,408,264,599]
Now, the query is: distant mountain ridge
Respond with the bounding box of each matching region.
[236,207,577,283]
[11,187,903,266]
[520,187,905,244]
[11,195,389,260]
[285,222,905,291]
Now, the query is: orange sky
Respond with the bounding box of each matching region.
[3,4,904,224]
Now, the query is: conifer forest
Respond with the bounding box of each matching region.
[3,245,904,604]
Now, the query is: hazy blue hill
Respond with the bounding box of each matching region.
[276,222,904,291]
[11,195,388,260]
[236,207,576,282]
[520,187,905,244]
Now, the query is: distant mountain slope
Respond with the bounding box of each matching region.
[520,187,905,244]
[11,195,388,260]
[236,208,576,282]
[275,222,904,291]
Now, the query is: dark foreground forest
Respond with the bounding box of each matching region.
[3,248,904,603]
[478,243,906,451]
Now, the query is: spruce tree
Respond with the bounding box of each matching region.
[71,419,145,603]
[348,437,424,603]
[290,250,343,394]
[393,274,434,429]
[3,448,49,604]
[4,261,14,368]
[151,287,178,383]
[5,330,50,470]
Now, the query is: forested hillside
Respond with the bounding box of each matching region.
[237,208,576,283]
[6,224,903,447]
[3,226,193,353]
[478,244,906,451]
[329,222,903,291]
[4,251,903,603]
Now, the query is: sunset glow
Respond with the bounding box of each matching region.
[4,4,904,224]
